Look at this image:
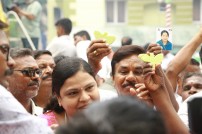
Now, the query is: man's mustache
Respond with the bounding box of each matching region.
[122,81,136,88]
[28,80,39,87]
[4,69,13,76]
[41,74,52,80]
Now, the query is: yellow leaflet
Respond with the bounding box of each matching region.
[94,31,116,45]
[138,53,163,68]
[0,2,7,24]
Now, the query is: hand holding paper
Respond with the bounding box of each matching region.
[138,53,163,68]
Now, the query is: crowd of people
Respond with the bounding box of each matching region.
[1,14,202,134]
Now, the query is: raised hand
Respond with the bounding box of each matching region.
[87,39,112,74]
[144,64,189,134]
[146,43,162,55]
[144,64,165,92]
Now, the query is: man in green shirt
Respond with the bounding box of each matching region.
[13,0,42,49]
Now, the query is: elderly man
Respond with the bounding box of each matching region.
[33,50,55,108]
[7,48,43,115]
[0,22,52,133]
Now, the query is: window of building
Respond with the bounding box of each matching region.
[106,0,126,24]
[54,7,61,22]
[193,0,201,22]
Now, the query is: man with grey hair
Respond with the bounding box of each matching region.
[7,48,43,115]
[0,21,52,133]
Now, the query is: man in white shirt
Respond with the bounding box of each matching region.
[161,50,174,70]
[0,85,52,134]
[47,18,76,58]
[0,27,52,133]
[178,72,202,127]
[178,91,202,128]
[74,30,91,46]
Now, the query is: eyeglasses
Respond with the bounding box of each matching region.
[14,68,42,77]
[0,44,10,61]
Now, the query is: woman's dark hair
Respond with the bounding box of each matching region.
[54,55,67,64]
[111,45,146,76]
[43,95,64,114]
[52,57,95,96]
[161,30,169,37]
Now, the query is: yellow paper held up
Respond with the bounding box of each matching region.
[94,31,116,45]
[138,53,163,68]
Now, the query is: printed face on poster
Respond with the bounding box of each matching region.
[156,28,173,50]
